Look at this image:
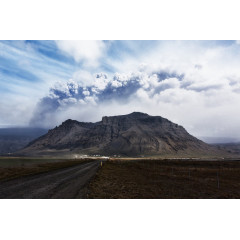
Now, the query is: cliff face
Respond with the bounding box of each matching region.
[20,112,218,157]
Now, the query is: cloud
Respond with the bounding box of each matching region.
[0,93,36,126]
[29,57,240,139]
[29,69,183,127]
[2,40,240,140]
[55,40,106,67]
[0,41,79,127]
[72,70,95,86]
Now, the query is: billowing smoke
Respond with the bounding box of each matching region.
[29,65,240,139]
[29,68,184,127]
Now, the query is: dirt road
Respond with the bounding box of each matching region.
[0,161,100,199]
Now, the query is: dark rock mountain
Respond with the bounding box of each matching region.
[0,128,47,155]
[20,112,220,157]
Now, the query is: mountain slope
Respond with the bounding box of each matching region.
[20,112,220,157]
[0,128,47,155]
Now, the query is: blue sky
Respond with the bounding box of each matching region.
[1,40,240,138]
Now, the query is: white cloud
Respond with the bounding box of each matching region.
[59,97,78,107]
[111,80,122,88]
[51,80,79,98]
[55,40,106,67]
[83,90,90,96]
[72,70,95,86]
[156,77,181,90]
[93,73,109,91]
[0,94,36,126]
[3,40,240,140]
[37,58,240,139]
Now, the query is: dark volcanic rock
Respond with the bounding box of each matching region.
[20,112,218,157]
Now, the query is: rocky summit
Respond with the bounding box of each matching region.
[20,112,219,157]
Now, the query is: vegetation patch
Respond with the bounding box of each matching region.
[88,159,240,198]
[0,158,94,181]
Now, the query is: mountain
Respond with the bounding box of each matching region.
[0,128,48,155]
[199,136,240,144]
[18,112,225,157]
[213,142,240,155]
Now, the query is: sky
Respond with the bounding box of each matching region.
[1,40,240,139]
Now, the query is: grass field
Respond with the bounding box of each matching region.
[0,157,94,181]
[1,157,240,198]
[87,159,240,199]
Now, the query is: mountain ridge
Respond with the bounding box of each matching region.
[20,112,223,157]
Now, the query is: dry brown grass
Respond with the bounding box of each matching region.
[87,159,240,198]
[0,159,94,181]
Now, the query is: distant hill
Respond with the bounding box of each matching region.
[19,112,227,157]
[199,136,240,144]
[213,142,240,155]
[0,128,47,155]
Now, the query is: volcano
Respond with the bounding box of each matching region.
[20,112,221,157]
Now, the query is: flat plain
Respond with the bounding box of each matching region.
[87,158,240,199]
[0,157,240,198]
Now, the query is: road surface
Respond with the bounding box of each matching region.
[0,161,100,199]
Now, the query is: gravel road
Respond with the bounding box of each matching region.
[0,161,100,199]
